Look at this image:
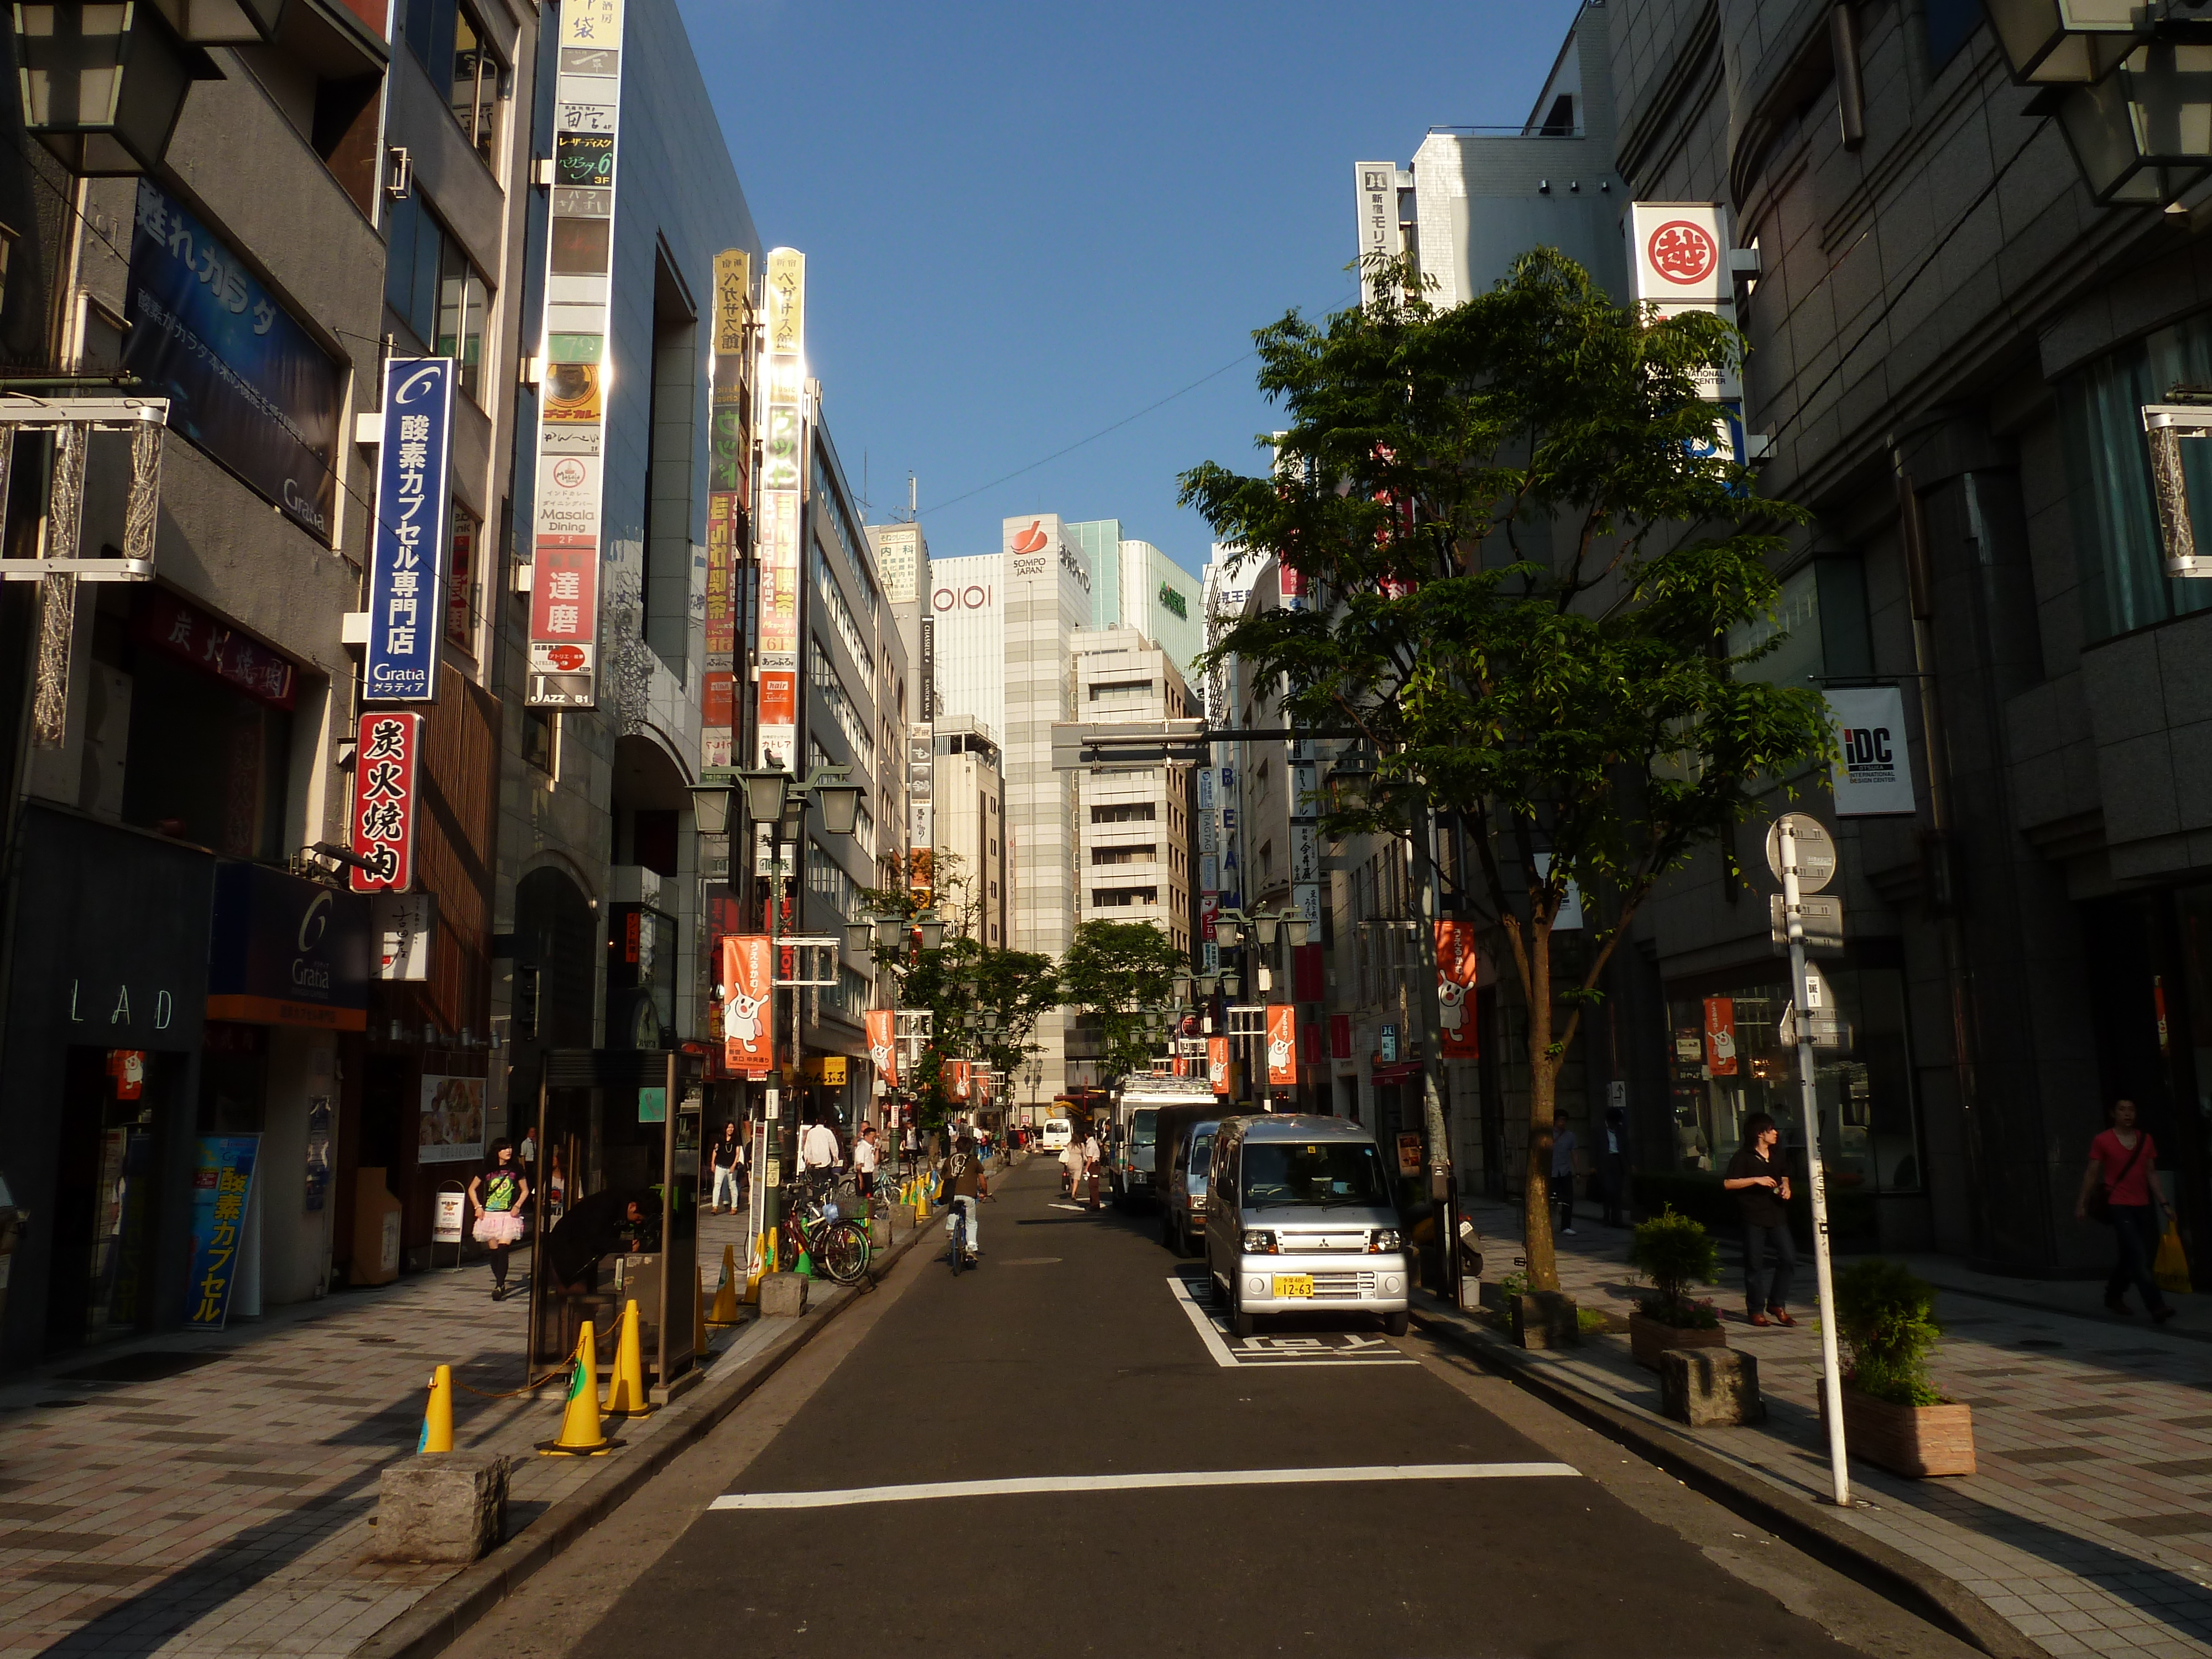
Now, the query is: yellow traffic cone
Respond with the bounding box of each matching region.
[744,1231,766,1303]
[416,1364,453,1454]
[708,1244,740,1326]
[603,1298,653,1417]
[536,1322,616,1455]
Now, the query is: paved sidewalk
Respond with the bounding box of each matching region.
[1458,1194,2212,1658]
[0,1201,826,1658]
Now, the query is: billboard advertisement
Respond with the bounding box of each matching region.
[755,249,806,773]
[365,358,454,702]
[722,935,774,1076]
[1436,919,1480,1060]
[419,1076,486,1164]
[125,181,344,539]
[1266,1004,1298,1087]
[866,1008,899,1087]
[1826,686,1917,816]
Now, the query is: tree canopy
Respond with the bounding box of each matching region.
[1059,919,1192,1082]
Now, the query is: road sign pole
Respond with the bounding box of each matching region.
[1782,820,1852,1507]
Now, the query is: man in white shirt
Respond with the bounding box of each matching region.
[1080,1128,1103,1211]
[799,1115,842,1181]
[852,1124,881,1197]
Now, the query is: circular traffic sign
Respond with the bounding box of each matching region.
[1765,812,1837,893]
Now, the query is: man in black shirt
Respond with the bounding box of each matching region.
[939,1134,988,1260]
[1721,1113,1796,1327]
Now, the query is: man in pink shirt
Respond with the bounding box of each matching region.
[2074,1098,2174,1323]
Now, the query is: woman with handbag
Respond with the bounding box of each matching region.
[2074,1099,2174,1323]
[468,1140,530,1302]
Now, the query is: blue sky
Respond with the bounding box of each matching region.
[677,1,1583,573]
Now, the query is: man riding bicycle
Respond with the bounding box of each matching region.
[940,1133,988,1263]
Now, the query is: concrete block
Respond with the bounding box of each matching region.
[369,1452,507,1563]
[869,1212,892,1250]
[759,1271,807,1317]
[1511,1291,1579,1349]
[1660,1347,1765,1427]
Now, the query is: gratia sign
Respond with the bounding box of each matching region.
[365,358,454,702]
[350,712,421,893]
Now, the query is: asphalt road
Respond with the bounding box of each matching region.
[451,1154,1979,1659]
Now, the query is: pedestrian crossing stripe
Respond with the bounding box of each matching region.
[1167,1274,1416,1368]
[708,1462,1579,1511]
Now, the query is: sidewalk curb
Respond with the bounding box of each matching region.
[1407,1298,2040,1659]
[353,1215,936,1659]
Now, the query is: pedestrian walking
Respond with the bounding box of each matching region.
[1061,1127,1083,1199]
[800,1114,842,1180]
[1723,1112,1796,1327]
[2075,1098,2176,1323]
[853,1123,881,1198]
[467,1140,529,1301]
[1081,1124,1103,1211]
[1599,1105,1629,1227]
[1550,1110,1578,1237]
[709,1121,744,1213]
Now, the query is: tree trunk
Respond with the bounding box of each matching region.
[1522,927,1558,1291]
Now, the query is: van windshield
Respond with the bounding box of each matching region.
[1241,1140,1387,1208]
[1129,1109,1158,1148]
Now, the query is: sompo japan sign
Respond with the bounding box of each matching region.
[366,359,454,702]
[349,712,421,894]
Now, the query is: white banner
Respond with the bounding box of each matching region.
[1827,686,1917,816]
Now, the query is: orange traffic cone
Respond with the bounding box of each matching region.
[536,1321,617,1455]
[603,1298,653,1418]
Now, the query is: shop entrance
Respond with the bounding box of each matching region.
[46,1047,173,1347]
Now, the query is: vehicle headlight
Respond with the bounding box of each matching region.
[1369,1228,1401,1253]
[1240,1229,1277,1254]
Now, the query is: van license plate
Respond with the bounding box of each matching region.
[1272,1275,1314,1298]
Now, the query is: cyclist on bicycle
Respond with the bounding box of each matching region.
[940,1133,988,1261]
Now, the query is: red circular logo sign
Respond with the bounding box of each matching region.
[1646,220,1718,285]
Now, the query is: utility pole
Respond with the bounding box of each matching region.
[1777,813,1851,1507]
[1409,815,1455,1302]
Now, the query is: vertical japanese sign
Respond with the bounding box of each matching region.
[866,1008,899,1087]
[1625,201,1742,447]
[722,935,773,1076]
[366,358,453,702]
[527,0,626,708]
[1207,1035,1230,1094]
[185,1135,260,1328]
[1354,160,1399,309]
[705,248,750,769]
[1436,919,1480,1060]
[754,248,805,773]
[1266,1004,1298,1088]
[349,711,421,893]
[1703,995,1739,1077]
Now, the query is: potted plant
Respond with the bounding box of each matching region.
[1626,1207,1727,1369]
[1832,1259,1974,1477]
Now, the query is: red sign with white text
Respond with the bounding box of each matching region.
[349,712,421,893]
[1437,919,1481,1060]
[1266,1004,1298,1087]
[865,1008,899,1087]
[527,533,599,702]
[722,936,774,1075]
[1207,1035,1230,1094]
[1703,996,1739,1077]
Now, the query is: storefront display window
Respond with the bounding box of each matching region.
[1665,967,1921,1197]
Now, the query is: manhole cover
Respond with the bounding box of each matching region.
[56,1350,226,1384]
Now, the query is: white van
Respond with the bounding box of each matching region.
[1040,1117,1073,1151]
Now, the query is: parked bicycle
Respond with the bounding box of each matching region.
[784,1174,870,1285]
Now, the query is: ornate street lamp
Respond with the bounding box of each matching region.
[688,769,736,835]
[874,915,906,950]
[739,768,792,827]
[915,911,946,951]
[808,769,863,837]
[1986,0,2151,85]
[2057,43,2212,204]
[14,1,214,175]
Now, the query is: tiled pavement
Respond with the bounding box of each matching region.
[1457,1193,2212,1658]
[0,1204,771,1658]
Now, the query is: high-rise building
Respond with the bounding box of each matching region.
[932,717,1008,948]
[1066,519,1203,690]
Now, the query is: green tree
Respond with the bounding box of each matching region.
[1178,249,1833,1291]
[1059,919,1192,1081]
[859,851,1057,1129]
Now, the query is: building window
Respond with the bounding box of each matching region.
[2060,311,2212,642]
[524,707,556,777]
[1088,677,1154,701]
[1092,844,1156,865]
[1091,801,1155,824]
[399,0,505,170]
[386,196,491,405]
[446,502,478,649]
[1091,887,1159,908]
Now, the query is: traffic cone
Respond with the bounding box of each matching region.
[744,1231,766,1303]
[416,1364,453,1454]
[603,1299,653,1417]
[536,1322,615,1455]
[708,1244,740,1327]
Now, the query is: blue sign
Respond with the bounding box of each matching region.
[124,182,345,538]
[186,1135,261,1329]
[366,357,456,702]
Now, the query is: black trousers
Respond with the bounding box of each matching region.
[2106,1204,2171,1313]
[1743,1221,1796,1313]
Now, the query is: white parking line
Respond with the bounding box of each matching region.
[1166,1274,1416,1367]
[709,1461,1579,1511]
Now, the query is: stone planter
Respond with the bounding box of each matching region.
[1824,1386,1976,1477]
[1510,1290,1579,1349]
[1629,1310,1729,1370]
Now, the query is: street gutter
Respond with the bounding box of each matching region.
[1406,1292,2041,1659]
[353,1209,940,1659]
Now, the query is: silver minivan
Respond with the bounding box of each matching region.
[1204,1114,1410,1337]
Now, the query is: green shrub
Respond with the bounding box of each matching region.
[1628,1206,1719,1327]
[1835,1258,1946,1407]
